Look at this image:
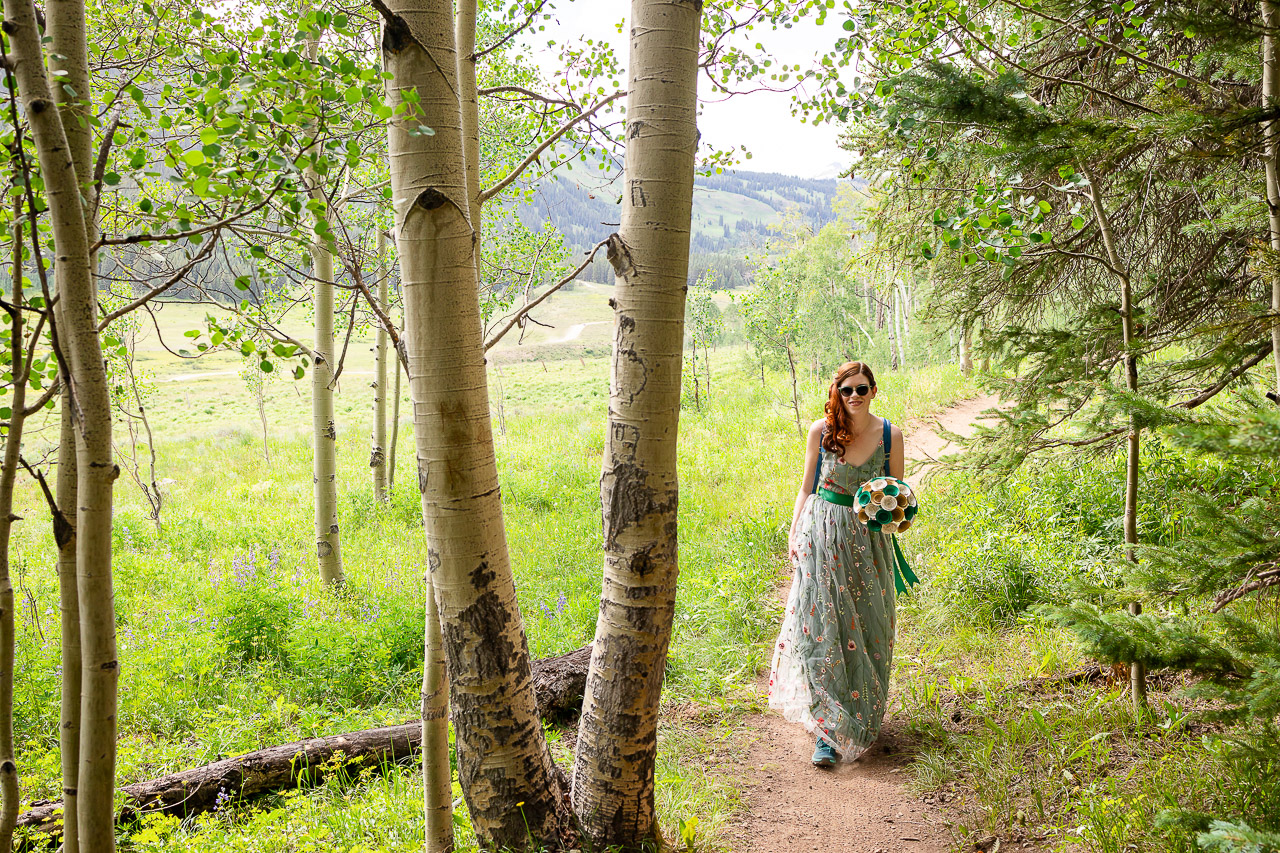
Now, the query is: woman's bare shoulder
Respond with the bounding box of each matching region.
[808,418,827,437]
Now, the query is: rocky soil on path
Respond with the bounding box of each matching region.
[722,394,999,853]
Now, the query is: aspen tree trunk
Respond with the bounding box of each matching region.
[894,282,908,368]
[0,210,27,853]
[571,2,701,848]
[422,581,452,853]
[959,327,973,376]
[456,0,482,252]
[897,281,910,358]
[389,357,402,491]
[6,1,118,849]
[1263,1,1280,392]
[303,32,345,585]
[1086,175,1147,710]
[309,236,344,584]
[378,2,566,848]
[372,231,390,503]
[49,7,93,847]
[784,342,803,436]
[887,288,899,370]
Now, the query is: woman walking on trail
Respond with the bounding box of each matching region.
[768,361,905,767]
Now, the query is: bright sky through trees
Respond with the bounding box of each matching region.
[521,4,848,177]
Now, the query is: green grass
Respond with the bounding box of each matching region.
[11,295,980,852]
[892,445,1280,853]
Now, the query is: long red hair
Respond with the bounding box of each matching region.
[823,361,877,454]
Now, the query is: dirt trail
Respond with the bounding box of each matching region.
[723,394,998,853]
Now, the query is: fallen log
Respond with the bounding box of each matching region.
[17,644,591,842]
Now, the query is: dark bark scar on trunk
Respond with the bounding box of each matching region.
[371,0,414,53]
[606,234,633,277]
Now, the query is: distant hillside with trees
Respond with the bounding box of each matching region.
[516,169,852,288]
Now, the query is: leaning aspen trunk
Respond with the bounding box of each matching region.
[309,239,345,585]
[0,211,28,853]
[1263,1,1280,392]
[49,6,95,848]
[6,1,118,850]
[571,2,701,849]
[378,2,566,848]
[372,231,390,503]
[1086,175,1147,710]
[422,580,452,853]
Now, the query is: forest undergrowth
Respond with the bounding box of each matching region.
[11,347,972,852]
[895,417,1280,852]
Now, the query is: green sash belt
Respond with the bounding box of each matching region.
[816,487,854,506]
[816,484,919,595]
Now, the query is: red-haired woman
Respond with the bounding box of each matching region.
[768,361,905,767]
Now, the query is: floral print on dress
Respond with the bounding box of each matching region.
[768,436,897,760]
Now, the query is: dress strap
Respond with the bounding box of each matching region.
[882,418,892,477]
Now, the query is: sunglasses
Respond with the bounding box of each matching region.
[838,383,872,398]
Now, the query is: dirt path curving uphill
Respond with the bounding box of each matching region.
[722,394,998,853]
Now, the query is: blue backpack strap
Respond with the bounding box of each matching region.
[808,422,829,491]
[811,427,825,494]
[882,418,892,477]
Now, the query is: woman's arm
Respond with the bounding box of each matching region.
[788,420,826,559]
[889,424,905,481]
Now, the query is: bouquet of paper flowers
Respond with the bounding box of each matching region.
[855,476,918,534]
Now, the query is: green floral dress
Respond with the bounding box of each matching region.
[768,430,896,759]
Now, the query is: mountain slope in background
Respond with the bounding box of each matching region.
[517,168,850,287]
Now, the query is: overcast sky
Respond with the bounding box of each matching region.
[518,5,852,179]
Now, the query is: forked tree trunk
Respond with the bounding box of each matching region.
[571,2,701,849]
[378,2,566,848]
[6,1,118,850]
[1086,174,1147,710]
[372,231,390,503]
[49,6,94,848]
[1263,1,1280,392]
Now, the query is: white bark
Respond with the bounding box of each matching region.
[1263,1,1280,392]
[959,327,973,376]
[48,5,93,848]
[372,231,390,503]
[5,1,118,849]
[422,579,451,853]
[571,1,701,848]
[303,33,344,586]
[0,207,28,853]
[1086,174,1147,710]
[378,1,565,847]
[309,238,344,585]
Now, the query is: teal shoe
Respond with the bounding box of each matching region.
[811,738,837,767]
